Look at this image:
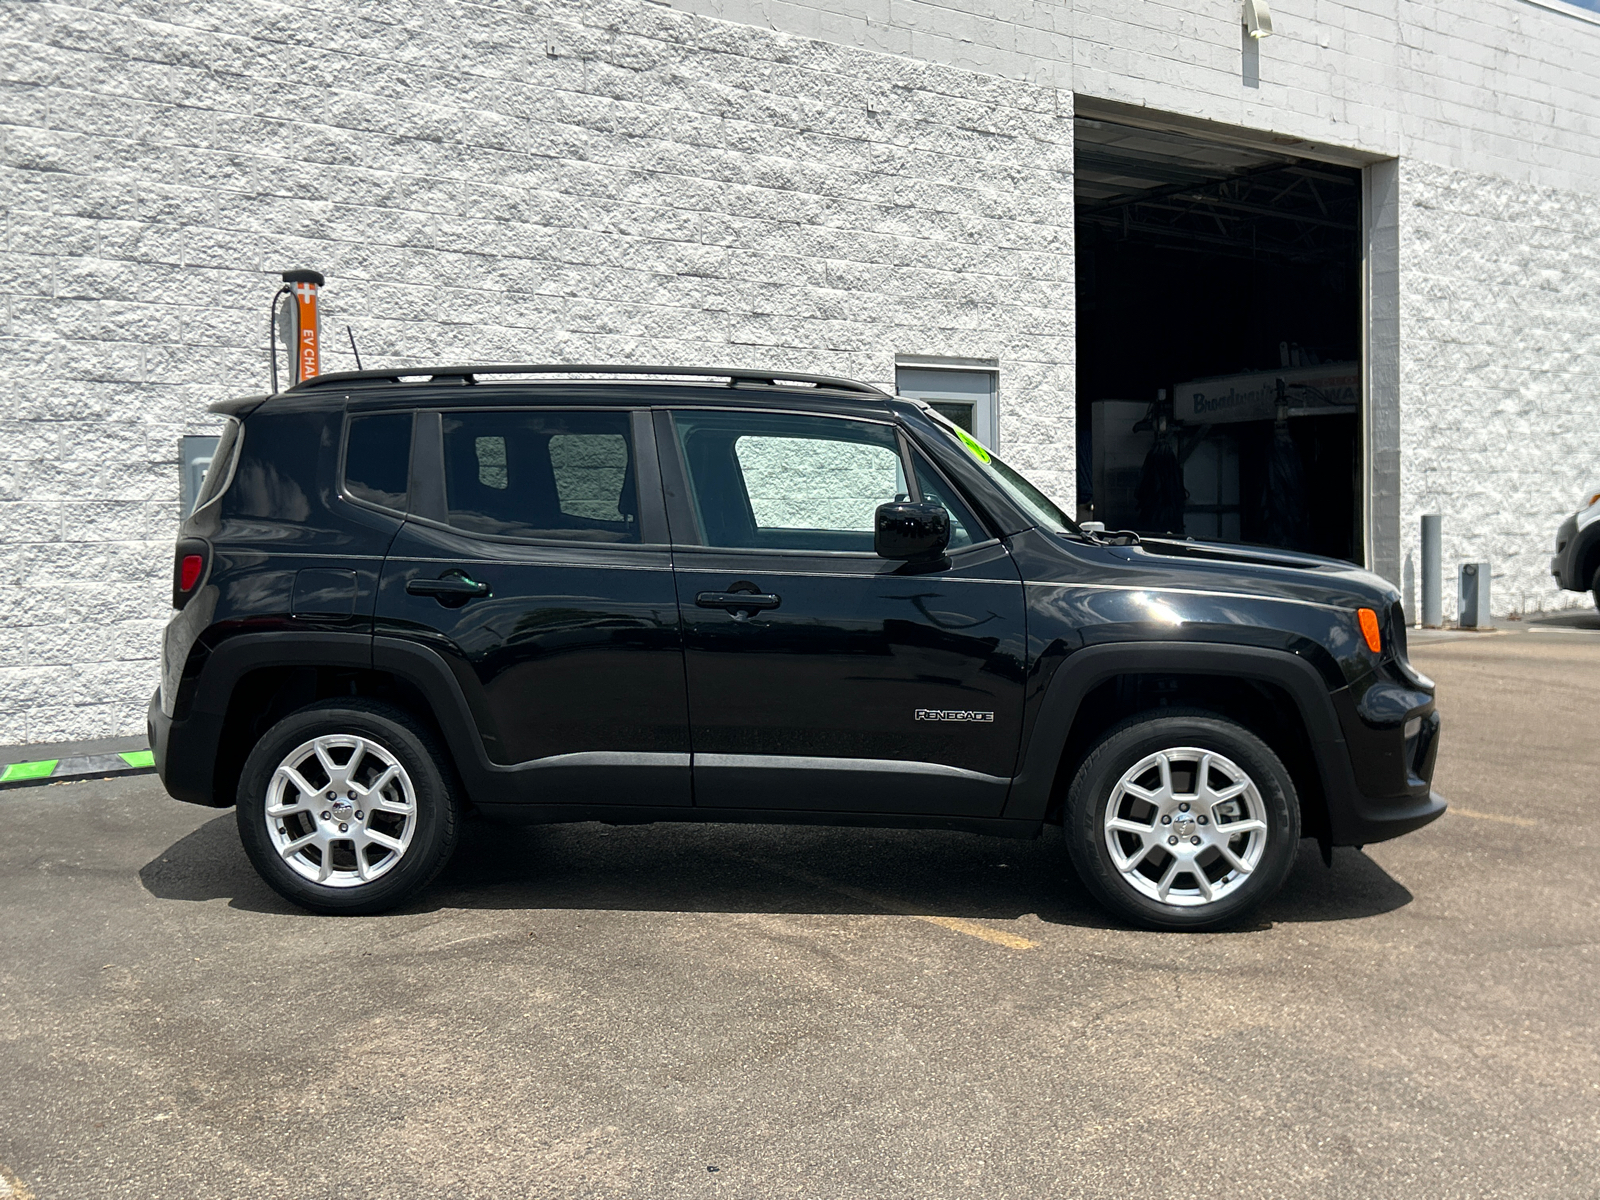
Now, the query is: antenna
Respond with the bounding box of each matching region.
[346,326,363,371]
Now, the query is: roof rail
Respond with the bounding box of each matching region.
[288,363,892,398]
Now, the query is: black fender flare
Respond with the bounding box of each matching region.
[1001,642,1357,827]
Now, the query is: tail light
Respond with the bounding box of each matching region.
[173,537,210,610]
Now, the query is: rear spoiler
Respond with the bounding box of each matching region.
[208,393,272,418]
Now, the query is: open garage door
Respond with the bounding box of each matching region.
[1075,115,1363,563]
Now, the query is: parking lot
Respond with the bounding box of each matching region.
[1,630,1596,1199]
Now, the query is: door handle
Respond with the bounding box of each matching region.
[407,572,490,607]
[696,590,781,612]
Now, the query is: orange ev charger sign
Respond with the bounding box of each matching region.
[294,279,319,379]
[280,269,325,382]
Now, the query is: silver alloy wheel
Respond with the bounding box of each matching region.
[1103,745,1269,907]
[264,734,417,889]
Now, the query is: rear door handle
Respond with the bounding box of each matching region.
[696,590,781,611]
[407,572,490,607]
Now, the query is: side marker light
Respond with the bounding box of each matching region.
[179,554,204,591]
[1357,607,1382,654]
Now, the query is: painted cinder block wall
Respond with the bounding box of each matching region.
[5,0,1600,744]
[0,0,1076,743]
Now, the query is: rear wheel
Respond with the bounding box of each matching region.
[236,700,460,915]
[1064,710,1300,931]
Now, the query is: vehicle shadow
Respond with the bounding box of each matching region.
[139,814,1412,929]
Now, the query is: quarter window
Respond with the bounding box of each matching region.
[345,413,412,510]
[442,410,638,543]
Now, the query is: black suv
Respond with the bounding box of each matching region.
[150,365,1443,929]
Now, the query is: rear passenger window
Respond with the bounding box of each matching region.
[442,410,638,543]
[344,413,412,511]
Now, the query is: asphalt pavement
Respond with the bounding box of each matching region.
[0,631,1596,1199]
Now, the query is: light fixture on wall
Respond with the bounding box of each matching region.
[1244,0,1274,38]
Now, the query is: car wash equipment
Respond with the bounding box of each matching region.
[268,269,326,392]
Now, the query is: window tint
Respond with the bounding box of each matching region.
[345,413,412,510]
[442,410,638,543]
[675,411,907,552]
[911,451,983,550]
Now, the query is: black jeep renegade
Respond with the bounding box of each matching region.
[150,365,1443,929]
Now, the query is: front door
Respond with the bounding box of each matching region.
[662,407,1027,816]
[376,405,690,806]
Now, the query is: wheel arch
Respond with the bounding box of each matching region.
[179,632,484,808]
[1004,642,1354,844]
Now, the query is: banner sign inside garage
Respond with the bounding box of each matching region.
[1173,363,1359,424]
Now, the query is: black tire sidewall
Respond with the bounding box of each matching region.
[236,701,459,915]
[1065,711,1301,931]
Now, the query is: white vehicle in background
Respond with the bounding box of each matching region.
[1551,484,1600,609]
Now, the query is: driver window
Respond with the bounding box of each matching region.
[674,411,907,552]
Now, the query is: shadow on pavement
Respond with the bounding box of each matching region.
[140,813,1412,929]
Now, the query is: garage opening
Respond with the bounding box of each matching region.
[1075,115,1363,562]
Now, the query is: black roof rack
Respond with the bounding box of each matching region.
[288,363,892,398]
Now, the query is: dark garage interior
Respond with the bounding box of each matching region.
[1074,116,1364,563]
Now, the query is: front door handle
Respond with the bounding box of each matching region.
[696,590,781,612]
[407,571,490,607]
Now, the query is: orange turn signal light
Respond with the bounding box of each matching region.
[1357,607,1382,654]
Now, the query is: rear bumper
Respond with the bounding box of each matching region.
[148,688,228,808]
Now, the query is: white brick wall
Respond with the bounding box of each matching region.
[0,0,1075,742]
[1399,159,1600,619]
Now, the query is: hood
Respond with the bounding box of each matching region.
[1103,535,1400,611]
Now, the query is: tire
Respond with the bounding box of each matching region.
[236,700,461,915]
[1063,709,1301,931]
[1590,564,1600,613]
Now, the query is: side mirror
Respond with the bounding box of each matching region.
[875,501,950,562]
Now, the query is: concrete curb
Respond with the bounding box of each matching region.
[0,750,155,790]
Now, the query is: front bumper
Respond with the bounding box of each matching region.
[1322,675,1444,846]
[1551,513,1579,589]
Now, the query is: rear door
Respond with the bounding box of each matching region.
[375,403,690,806]
[661,407,1028,816]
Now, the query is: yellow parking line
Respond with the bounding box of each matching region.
[914,914,1040,950]
[747,857,1039,950]
[1451,806,1538,828]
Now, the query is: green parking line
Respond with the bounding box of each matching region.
[1,760,58,783]
[119,750,154,769]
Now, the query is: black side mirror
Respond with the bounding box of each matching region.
[875,501,950,562]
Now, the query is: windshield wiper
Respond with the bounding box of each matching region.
[1076,522,1141,546]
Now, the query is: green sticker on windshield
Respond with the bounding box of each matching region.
[953,427,991,463]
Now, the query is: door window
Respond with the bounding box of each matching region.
[896,365,998,450]
[441,410,638,542]
[674,412,908,552]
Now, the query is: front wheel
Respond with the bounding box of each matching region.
[236,700,461,915]
[1064,710,1301,931]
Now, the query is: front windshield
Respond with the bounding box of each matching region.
[920,407,1081,536]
